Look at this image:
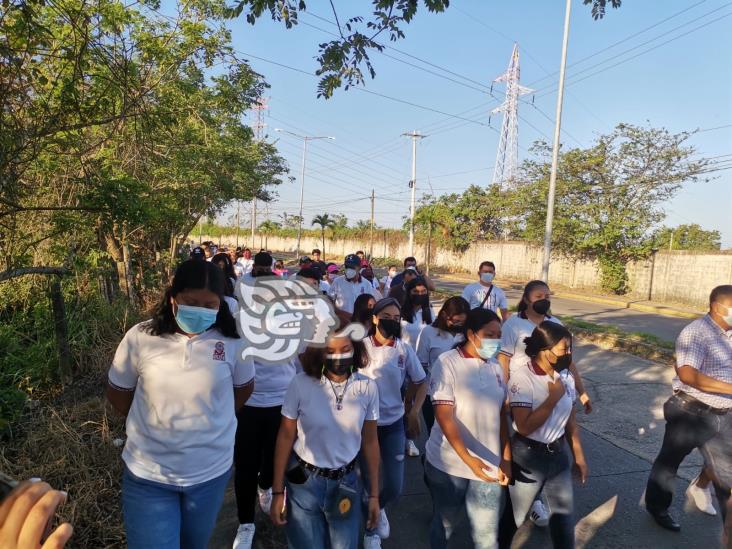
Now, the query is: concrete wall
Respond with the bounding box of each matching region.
[203,233,732,309]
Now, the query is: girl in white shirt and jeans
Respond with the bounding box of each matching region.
[503,321,588,549]
[106,259,255,549]
[270,329,381,549]
[425,308,511,549]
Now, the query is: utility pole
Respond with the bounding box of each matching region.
[369,189,375,260]
[250,198,256,246]
[235,202,240,247]
[402,130,426,257]
[274,129,335,259]
[250,98,267,249]
[540,0,572,282]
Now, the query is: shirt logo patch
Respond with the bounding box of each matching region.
[213,341,226,361]
[397,354,405,369]
[510,383,519,394]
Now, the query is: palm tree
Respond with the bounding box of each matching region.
[257,220,281,250]
[311,214,335,259]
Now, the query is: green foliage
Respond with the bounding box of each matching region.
[654,224,722,251]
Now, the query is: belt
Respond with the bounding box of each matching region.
[295,455,356,480]
[673,391,730,416]
[513,432,565,454]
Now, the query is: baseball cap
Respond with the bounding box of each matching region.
[326,264,340,274]
[297,267,321,281]
[344,254,361,268]
[190,246,205,260]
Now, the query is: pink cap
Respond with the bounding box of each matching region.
[326,264,340,273]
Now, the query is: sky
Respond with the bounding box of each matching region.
[204,0,732,247]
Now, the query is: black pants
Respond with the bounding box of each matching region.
[234,404,282,524]
[645,394,730,521]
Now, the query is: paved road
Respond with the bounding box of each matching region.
[432,275,692,343]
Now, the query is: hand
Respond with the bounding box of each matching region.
[270,493,287,526]
[406,411,421,439]
[0,480,73,549]
[498,458,512,486]
[464,455,498,483]
[573,459,589,485]
[579,392,593,414]
[547,378,565,404]
[365,497,380,530]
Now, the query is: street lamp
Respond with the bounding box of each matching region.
[274,129,335,258]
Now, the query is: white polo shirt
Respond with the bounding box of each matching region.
[281,372,379,469]
[401,315,427,350]
[327,275,377,314]
[461,282,508,312]
[246,356,298,408]
[361,336,427,426]
[415,325,462,372]
[108,322,255,486]
[236,257,254,276]
[508,361,576,443]
[426,348,507,481]
[500,314,563,374]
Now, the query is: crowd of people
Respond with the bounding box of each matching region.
[1,245,730,549]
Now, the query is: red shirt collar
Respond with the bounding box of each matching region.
[371,335,396,347]
[530,359,548,376]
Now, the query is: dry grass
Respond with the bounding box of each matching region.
[0,387,127,548]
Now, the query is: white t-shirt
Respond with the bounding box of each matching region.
[361,336,426,426]
[281,372,379,469]
[461,282,508,312]
[426,348,507,481]
[508,361,576,443]
[328,275,377,314]
[381,274,396,292]
[415,325,462,372]
[246,356,298,408]
[500,314,563,374]
[237,257,254,276]
[108,323,255,486]
[319,280,330,294]
[401,315,427,350]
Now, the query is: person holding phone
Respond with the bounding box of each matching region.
[502,321,588,549]
[424,308,511,549]
[270,328,381,549]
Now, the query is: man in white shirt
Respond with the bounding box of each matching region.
[461,261,509,319]
[236,248,254,277]
[328,254,377,316]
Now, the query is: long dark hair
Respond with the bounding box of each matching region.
[523,321,572,358]
[145,259,239,338]
[517,279,551,319]
[402,278,432,324]
[212,252,236,296]
[352,293,376,325]
[457,308,501,349]
[433,296,470,331]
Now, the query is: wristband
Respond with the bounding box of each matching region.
[579,393,590,405]
[272,491,285,495]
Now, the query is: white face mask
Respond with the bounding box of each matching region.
[388,270,397,277]
[480,272,495,284]
[345,268,358,279]
[327,273,336,281]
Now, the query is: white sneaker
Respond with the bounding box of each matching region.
[406,439,420,457]
[686,476,717,516]
[376,508,390,538]
[232,523,255,549]
[363,534,382,549]
[258,487,273,514]
[529,499,549,527]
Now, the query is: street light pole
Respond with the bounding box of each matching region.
[540,0,572,282]
[402,130,426,257]
[274,129,335,259]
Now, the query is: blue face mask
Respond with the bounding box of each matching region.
[175,303,218,334]
[477,338,501,360]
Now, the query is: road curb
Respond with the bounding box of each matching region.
[627,302,700,319]
[553,291,631,308]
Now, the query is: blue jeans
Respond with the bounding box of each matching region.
[360,418,406,534]
[285,467,362,549]
[121,466,231,549]
[425,460,504,549]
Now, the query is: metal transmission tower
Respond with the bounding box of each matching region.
[250,98,269,244]
[491,44,533,188]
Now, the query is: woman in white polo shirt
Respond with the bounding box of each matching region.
[269,329,381,549]
[360,298,428,548]
[425,308,511,549]
[401,278,433,349]
[106,259,255,549]
[416,297,470,433]
[504,321,588,549]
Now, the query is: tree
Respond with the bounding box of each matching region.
[513,124,708,294]
[655,224,721,251]
[228,1,621,98]
[312,214,335,257]
[258,220,282,248]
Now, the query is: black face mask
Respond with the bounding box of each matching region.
[377,318,401,339]
[532,299,551,315]
[412,294,429,307]
[325,354,354,376]
[549,352,572,373]
[447,323,463,334]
